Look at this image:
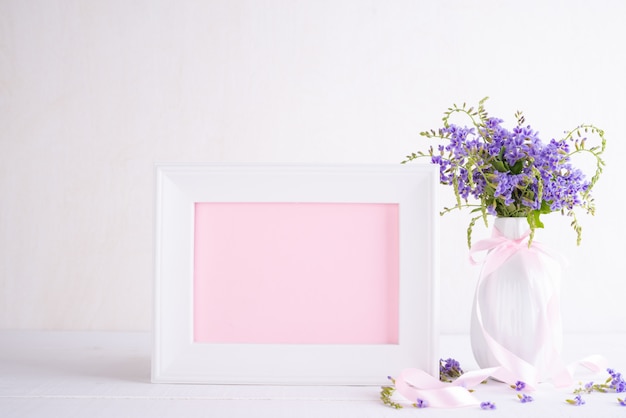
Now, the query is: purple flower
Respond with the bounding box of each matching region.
[518,393,534,403]
[566,395,586,406]
[485,117,504,130]
[618,398,626,406]
[511,380,526,391]
[480,401,496,410]
[415,399,428,408]
[439,358,463,382]
[608,368,626,392]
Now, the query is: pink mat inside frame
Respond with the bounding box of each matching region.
[193,202,400,345]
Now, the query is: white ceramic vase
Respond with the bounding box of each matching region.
[470,217,563,382]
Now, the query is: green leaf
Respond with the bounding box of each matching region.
[492,159,508,172]
[539,200,552,214]
[527,210,545,230]
[510,159,524,174]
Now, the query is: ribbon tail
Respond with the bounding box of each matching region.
[453,367,500,388]
[396,368,446,389]
[411,387,481,408]
[576,354,609,372]
[549,355,607,388]
[474,269,540,388]
[394,367,507,408]
[394,374,480,408]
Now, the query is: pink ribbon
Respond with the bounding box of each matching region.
[388,227,607,408]
[469,229,605,389]
[468,228,562,278]
[393,367,500,408]
[391,355,607,408]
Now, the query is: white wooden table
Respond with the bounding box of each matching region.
[1,331,625,417]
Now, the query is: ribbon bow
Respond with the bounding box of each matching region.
[469,228,542,278]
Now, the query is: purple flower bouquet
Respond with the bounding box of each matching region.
[403,97,606,246]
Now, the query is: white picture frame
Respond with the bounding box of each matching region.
[152,163,439,385]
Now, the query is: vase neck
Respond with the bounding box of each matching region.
[494,217,529,240]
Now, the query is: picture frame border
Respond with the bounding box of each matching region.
[152,163,439,385]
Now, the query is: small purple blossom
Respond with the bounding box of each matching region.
[618,398,626,406]
[573,369,626,396]
[439,358,464,382]
[415,399,428,408]
[518,393,534,403]
[608,368,626,393]
[513,380,526,391]
[480,401,496,410]
[566,394,586,406]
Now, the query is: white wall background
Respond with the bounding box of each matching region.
[1,0,624,334]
